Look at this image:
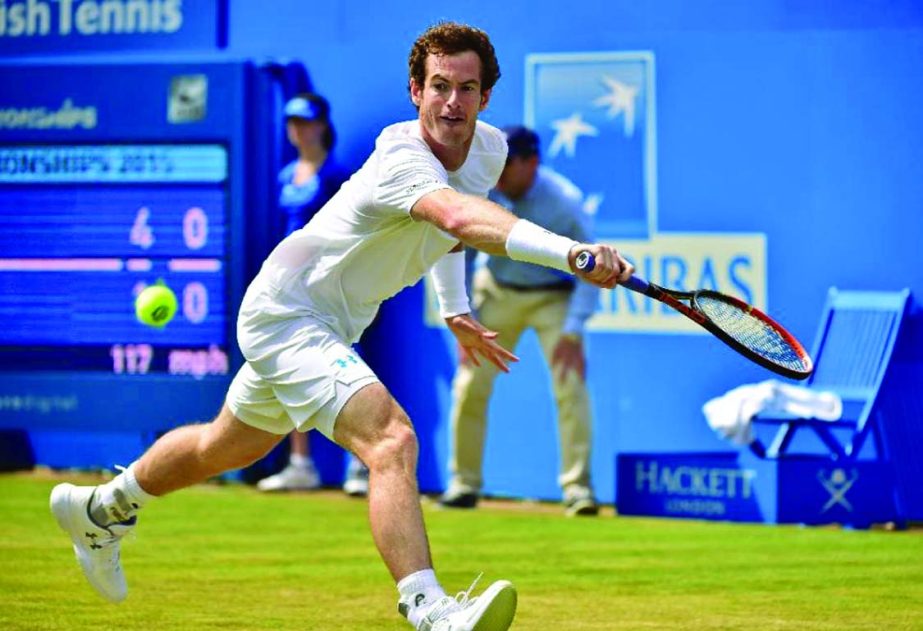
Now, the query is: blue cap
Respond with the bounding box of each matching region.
[284,94,329,121]
[502,125,540,159]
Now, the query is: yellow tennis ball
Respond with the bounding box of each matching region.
[135,283,178,327]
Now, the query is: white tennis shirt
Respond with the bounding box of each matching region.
[241,119,508,343]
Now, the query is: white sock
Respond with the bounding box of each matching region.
[90,462,155,526]
[397,569,446,626]
[290,453,311,469]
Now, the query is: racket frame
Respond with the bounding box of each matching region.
[577,253,814,380]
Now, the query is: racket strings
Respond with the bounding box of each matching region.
[695,295,807,371]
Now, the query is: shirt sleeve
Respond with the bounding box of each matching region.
[464,246,479,314]
[428,250,470,318]
[373,138,452,214]
[564,280,599,334]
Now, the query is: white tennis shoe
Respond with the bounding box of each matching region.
[256,463,320,492]
[50,483,134,603]
[410,577,517,631]
[343,457,369,497]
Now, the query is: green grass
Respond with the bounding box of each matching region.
[1,471,922,630]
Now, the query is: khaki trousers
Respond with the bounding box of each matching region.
[448,268,593,498]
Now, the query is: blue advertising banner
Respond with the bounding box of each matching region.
[617,452,768,522]
[0,0,227,55]
[617,452,901,528]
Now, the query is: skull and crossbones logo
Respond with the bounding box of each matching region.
[817,468,858,513]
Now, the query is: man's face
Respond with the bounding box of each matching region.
[410,50,491,151]
[496,155,539,200]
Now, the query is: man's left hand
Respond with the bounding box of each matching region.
[446,313,519,372]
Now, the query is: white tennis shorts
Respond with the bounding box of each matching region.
[227,307,378,439]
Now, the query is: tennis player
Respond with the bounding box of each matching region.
[50,21,632,631]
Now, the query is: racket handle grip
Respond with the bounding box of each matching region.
[574,251,595,271]
[574,251,649,294]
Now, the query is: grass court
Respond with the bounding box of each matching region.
[1,471,921,630]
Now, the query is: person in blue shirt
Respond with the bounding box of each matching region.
[440,125,601,516]
[277,92,349,235]
[255,92,368,496]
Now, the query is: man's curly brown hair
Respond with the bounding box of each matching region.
[408,21,501,94]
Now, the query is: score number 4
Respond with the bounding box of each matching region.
[130,206,209,250]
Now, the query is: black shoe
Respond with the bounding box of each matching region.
[564,496,599,517]
[439,490,479,509]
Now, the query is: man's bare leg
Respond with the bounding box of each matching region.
[332,382,517,630]
[333,382,432,580]
[134,404,285,496]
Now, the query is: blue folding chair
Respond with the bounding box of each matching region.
[617,287,918,527]
[749,288,911,463]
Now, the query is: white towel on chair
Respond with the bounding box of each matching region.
[702,380,843,446]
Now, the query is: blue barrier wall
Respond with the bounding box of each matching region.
[4,1,922,504]
[224,1,923,503]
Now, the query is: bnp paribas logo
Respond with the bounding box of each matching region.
[526,51,656,240]
[168,74,207,124]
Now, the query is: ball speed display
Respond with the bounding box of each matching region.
[0,144,230,380]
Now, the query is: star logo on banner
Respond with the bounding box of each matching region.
[592,75,639,137]
[549,112,599,158]
[583,193,604,216]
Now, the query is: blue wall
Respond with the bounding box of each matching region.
[8,1,923,503]
[223,1,923,503]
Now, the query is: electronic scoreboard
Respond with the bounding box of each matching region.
[0,58,308,430]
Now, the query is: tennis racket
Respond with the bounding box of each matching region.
[576,251,814,380]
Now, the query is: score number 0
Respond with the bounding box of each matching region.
[130,205,211,324]
[130,205,209,250]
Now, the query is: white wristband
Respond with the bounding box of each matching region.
[429,250,470,318]
[505,219,578,274]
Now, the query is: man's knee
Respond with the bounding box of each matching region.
[366,413,418,471]
[335,384,418,467]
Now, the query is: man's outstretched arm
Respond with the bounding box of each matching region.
[412,188,633,288]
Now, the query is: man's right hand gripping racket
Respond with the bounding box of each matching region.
[576,251,814,380]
